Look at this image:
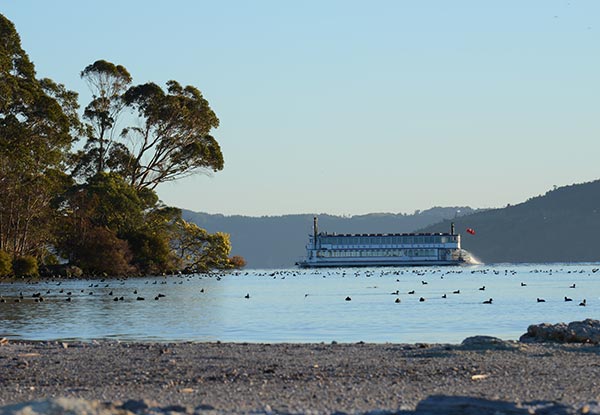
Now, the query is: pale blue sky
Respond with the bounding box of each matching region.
[4,1,599,216]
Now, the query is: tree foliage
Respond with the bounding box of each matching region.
[12,255,39,277]
[121,80,223,190]
[76,60,132,177]
[0,14,77,258]
[173,220,234,272]
[0,14,243,276]
[0,250,11,276]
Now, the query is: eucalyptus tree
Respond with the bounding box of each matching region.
[121,80,223,190]
[0,14,78,259]
[74,60,132,179]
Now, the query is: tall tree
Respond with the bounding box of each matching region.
[75,60,131,178]
[0,14,77,258]
[121,80,223,190]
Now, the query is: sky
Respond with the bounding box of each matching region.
[3,1,599,217]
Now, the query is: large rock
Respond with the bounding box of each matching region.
[460,336,519,350]
[520,319,600,344]
[414,395,599,414]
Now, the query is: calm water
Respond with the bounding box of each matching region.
[1,263,599,343]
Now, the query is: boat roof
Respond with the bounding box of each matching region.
[317,232,456,237]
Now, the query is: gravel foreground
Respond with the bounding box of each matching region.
[1,339,600,414]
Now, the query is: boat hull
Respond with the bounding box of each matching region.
[296,258,465,268]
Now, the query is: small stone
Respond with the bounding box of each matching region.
[163,404,190,412]
[195,403,215,411]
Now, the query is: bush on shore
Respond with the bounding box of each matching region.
[12,256,39,277]
[0,251,11,276]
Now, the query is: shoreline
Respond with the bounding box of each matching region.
[2,339,600,413]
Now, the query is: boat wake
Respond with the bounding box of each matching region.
[460,249,483,265]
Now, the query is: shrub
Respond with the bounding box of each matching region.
[65,265,83,278]
[13,255,39,277]
[229,255,247,269]
[0,251,12,276]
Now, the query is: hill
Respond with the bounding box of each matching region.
[420,180,600,263]
[182,207,477,268]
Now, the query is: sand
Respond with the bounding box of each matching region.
[1,339,600,413]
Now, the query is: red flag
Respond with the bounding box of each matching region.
[466,228,476,235]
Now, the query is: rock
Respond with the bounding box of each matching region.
[194,404,215,411]
[520,319,600,344]
[460,336,519,350]
[414,395,576,414]
[0,398,130,415]
[161,404,190,413]
[119,399,155,412]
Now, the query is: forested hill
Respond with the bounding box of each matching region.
[420,180,600,264]
[182,207,477,269]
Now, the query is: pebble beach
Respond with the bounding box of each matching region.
[2,338,600,414]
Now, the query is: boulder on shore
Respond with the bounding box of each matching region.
[520,319,600,344]
[460,335,519,350]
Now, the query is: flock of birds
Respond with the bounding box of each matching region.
[0,276,202,304]
[0,266,598,308]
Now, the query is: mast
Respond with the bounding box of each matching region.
[313,216,318,249]
[450,222,455,235]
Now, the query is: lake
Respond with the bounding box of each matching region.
[0,263,598,343]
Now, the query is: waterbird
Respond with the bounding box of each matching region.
[570,284,576,288]
[579,299,587,306]
[395,298,401,303]
[483,298,493,304]
[442,294,447,299]
[565,296,573,302]
[419,297,426,302]
[453,290,460,294]
[421,281,428,285]
[136,297,145,301]
[537,298,546,303]
[407,290,415,295]
[245,293,251,299]
[345,296,351,301]
[521,282,527,287]
[479,286,485,291]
